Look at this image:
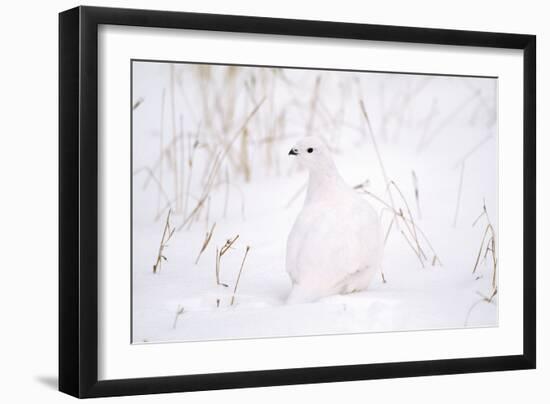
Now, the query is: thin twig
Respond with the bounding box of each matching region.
[230,246,251,306]
[306,76,321,136]
[401,229,425,268]
[223,168,230,218]
[472,225,492,274]
[411,170,421,219]
[195,222,216,265]
[469,292,498,326]
[214,235,239,287]
[133,166,171,208]
[384,216,395,244]
[158,88,166,218]
[177,98,266,231]
[471,201,498,301]
[359,188,442,266]
[214,247,223,286]
[220,235,240,256]
[464,298,485,327]
[388,181,426,262]
[172,305,184,329]
[184,124,200,218]
[152,209,175,273]
[453,162,465,227]
[417,91,479,152]
[359,100,397,211]
[170,65,180,213]
[452,134,494,169]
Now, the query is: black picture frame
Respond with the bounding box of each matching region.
[59,5,536,398]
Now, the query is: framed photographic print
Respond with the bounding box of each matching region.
[59,6,536,398]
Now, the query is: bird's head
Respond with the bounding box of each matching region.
[288,136,335,172]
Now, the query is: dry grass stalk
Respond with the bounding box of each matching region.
[217,179,246,219]
[204,196,212,230]
[183,125,200,218]
[417,99,438,148]
[170,65,181,213]
[154,199,176,222]
[215,247,221,285]
[179,190,207,231]
[452,134,494,169]
[179,114,185,213]
[133,166,171,207]
[472,201,498,300]
[220,235,240,257]
[464,260,498,327]
[389,181,427,263]
[230,246,251,306]
[359,100,397,214]
[417,89,479,153]
[177,98,266,231]
[381,77,432,143]
[306,75,321,136]
[240,127,251,182]
[463,293,497,327]
[172,305,184,329]
[195,222,216,265]
[453,162,465,227]
[357,186,441,267]
[223,168,230,218]
[152,209,175,273]
[401,229,425,267]
[358,177,430,267]
[476,289,498,302]
[139,133,185,185]
[384,216,395,244]
[411,170,421,219]
[353,179,371,191]
[158,88,166,217]
[214,235,239,287]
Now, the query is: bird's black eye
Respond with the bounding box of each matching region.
[307,148,314,153]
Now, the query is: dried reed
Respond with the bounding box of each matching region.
[214,235,240,287]
[357,186,441,267]
[230,246,251,306]
[195,222,216,265]
[453,162,465,227]
[359,100,397,213]
[152,209,175,273]
[411,170,421,219]
[177,98,266,231]
[472,201,498,300]
[172,305,184,329]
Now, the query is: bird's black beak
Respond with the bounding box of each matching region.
[288,148,299,156]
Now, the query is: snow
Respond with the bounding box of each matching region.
[131,61,498,343]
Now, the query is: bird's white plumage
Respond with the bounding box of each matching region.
[286,136,383,303]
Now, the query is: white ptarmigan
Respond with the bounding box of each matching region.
[285,136,383,304]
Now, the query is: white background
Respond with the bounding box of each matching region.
[0,0,545,402]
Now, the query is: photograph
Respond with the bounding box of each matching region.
[131,60,498,343]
